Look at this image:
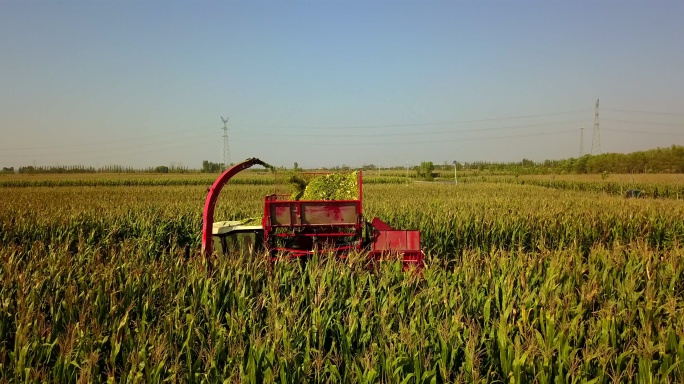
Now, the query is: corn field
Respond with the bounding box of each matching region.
[457,175,684,200]
[0,175,407,188]
[1,180,684,382]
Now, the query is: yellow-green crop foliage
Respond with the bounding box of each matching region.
[1,179,684,382]
[301,172,359,201]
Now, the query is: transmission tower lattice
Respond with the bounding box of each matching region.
[221,116,231,170]
[591,99,601,155]
[579,126,584,156]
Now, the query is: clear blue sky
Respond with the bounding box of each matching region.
[1,0,683,169]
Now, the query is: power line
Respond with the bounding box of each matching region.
[236,120,586,138]
[602,119,684,127]
[14,140,219,165]
[8,124,581,157]
[4,108,682,152]
[3,120,585,156]
[8,137,217,157]
[602,108,684,116]
[1,110,592,151]
[1,128,215,151]
[358,129,578,144]
[68,139,219,160]
[239,109,591,130]
[603,128,684,136]
[232,129,577,146]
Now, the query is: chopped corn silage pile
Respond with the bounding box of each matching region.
[290,172,359,201]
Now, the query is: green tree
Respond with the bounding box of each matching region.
[575,155,590,174]
[416,161,435,180]
[201,160,222,173]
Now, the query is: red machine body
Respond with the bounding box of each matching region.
[202,158,424,269]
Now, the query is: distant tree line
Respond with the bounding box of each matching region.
[550,145,684,174]
[201,161,224,173]
[13,164,191,174]
[5,160,240,175]
[254,146,684,176]
[5,145,684,175]
[432,145,684,175]
[17,165,97,174]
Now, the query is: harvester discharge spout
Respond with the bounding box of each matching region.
[201,157,271,257]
